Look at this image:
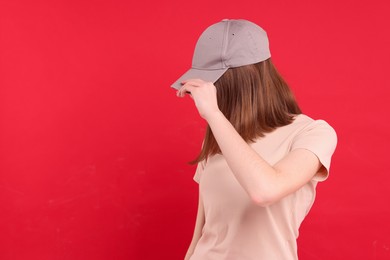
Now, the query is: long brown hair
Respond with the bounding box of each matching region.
[191,58,301,164]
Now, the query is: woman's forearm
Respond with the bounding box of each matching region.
[205,111,279,205]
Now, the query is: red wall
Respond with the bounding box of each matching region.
[1,0,389,259]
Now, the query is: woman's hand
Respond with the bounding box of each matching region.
[176,79,221,121]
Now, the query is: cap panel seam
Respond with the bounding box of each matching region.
[221,20,230,68]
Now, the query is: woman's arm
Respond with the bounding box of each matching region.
[184,192,205,260]
[178,79,322,206]
[205,110,322,205]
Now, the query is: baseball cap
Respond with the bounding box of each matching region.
[171,19,271,90]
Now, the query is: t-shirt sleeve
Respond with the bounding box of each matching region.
[291,119,337,182]
[193,160,206,184]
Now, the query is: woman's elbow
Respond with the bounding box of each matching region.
[250,192,279,207]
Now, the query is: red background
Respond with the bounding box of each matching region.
[1,0,389,259]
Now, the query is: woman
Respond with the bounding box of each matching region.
[171,19,337,260]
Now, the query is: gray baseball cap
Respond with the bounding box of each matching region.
[171,19,271,90]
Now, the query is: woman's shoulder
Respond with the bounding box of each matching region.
[292,114,336,134]
[264,114,337,143]
[289,114,338,152]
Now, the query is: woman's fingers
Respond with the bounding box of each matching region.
[177,79,205,97]
[176,78,219,120]
[177,79,217,101]
[178,79,212,95]
[177,84,196,97]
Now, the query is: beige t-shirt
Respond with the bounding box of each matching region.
[190,114,337,260]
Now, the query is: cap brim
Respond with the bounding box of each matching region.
[171,67,228,90]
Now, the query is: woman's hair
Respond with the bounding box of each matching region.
[191,58,301,164]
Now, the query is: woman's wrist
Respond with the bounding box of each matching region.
[204,109,224,123]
